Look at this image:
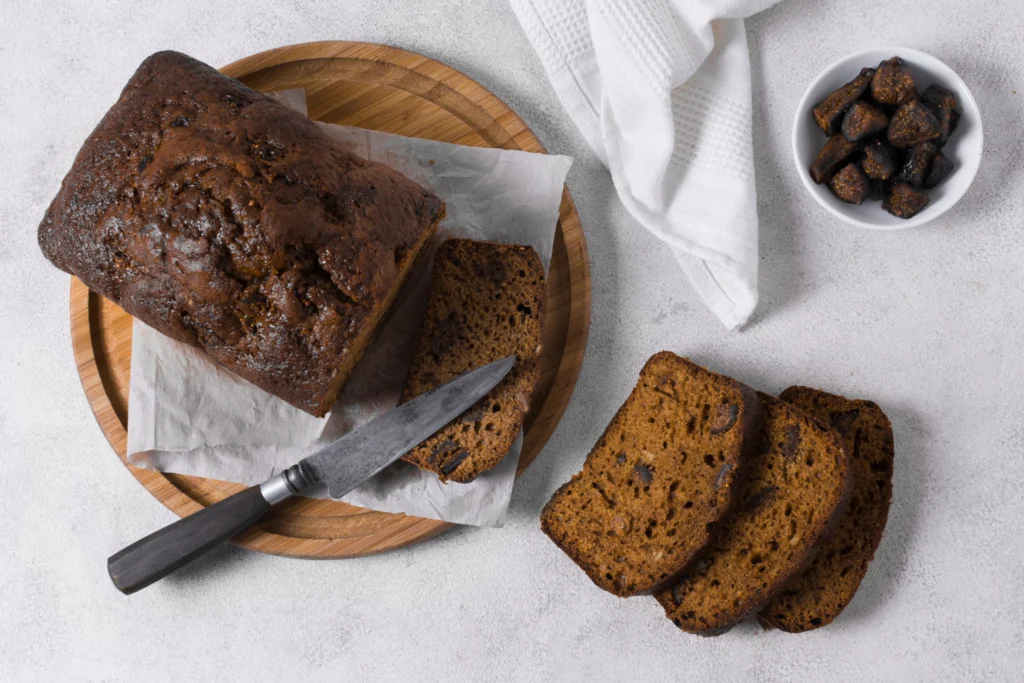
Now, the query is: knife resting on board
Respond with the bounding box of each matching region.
[107,356,516,595]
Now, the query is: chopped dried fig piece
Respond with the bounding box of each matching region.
[923,152,954,189]
[871,57,918,106]
[867,177,893,201]
[439,448,470,476]
[841,101,889,142]
[782,424,802,461]
[883,182,930,218]
[920,83,958,108]
[861,140,899,180]
[888,101,942,148]
[829,163,869,204]
[710,403,740,435]
[812,67,876,135]
[896,141,940,188]
[713,462,735,491]
[920,83,961,144]
[810,135,860,184]
[633,463,654,485]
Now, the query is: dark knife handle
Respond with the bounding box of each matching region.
[107,486,271,595]
[107,463,315,594]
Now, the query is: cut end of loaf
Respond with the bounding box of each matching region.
[400,238,545,482]
[310,210,443,416]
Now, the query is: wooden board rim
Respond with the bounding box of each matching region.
[69,40,591,558]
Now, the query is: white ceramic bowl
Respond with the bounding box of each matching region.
[793,47,983,230]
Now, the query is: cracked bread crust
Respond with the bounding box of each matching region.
[38,51,444,416]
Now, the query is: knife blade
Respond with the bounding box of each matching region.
[304,354,515,499]
[107,355,516,594]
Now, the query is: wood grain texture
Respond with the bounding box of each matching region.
[69,41,591,558]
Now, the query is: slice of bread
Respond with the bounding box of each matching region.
[541,352,762,597]
[759,387,894,632]
[400,238,545,483]
[656,393,852,635]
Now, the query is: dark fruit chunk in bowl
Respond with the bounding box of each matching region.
[871,57,918,106]
[883,182,930,218]
[920,84,961,144]
[896,142,940,188]
[923,152,954,189]
[829,163,869,204]
[842,101,889,142]
[888,101,942,148]
[810,135,861,184]
[813,68,876,135]
[862,140,899,180]
[868,177,893,201]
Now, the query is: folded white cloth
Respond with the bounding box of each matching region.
[509,0,781,329]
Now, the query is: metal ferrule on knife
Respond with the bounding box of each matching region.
[259,463,317,505]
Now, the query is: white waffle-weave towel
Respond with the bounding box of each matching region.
[509,0,781,329]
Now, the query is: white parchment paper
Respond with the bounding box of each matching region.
[125,90,572,527]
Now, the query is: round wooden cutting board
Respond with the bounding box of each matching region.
[70,41,591,558]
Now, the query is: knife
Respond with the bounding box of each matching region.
[107,355,516,594]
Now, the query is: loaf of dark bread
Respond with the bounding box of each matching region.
[656,393,852,635]
[759,387,894,632]
[400,239,544,483]
[541,353,762,597]
[38,51,444,416]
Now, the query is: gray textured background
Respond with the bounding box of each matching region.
[2,0,1023,681]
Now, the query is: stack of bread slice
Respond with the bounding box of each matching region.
[541,352,894,634]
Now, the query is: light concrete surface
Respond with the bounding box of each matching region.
[2,0,1023,680]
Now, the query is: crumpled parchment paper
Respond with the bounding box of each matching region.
[125,89,572,527]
